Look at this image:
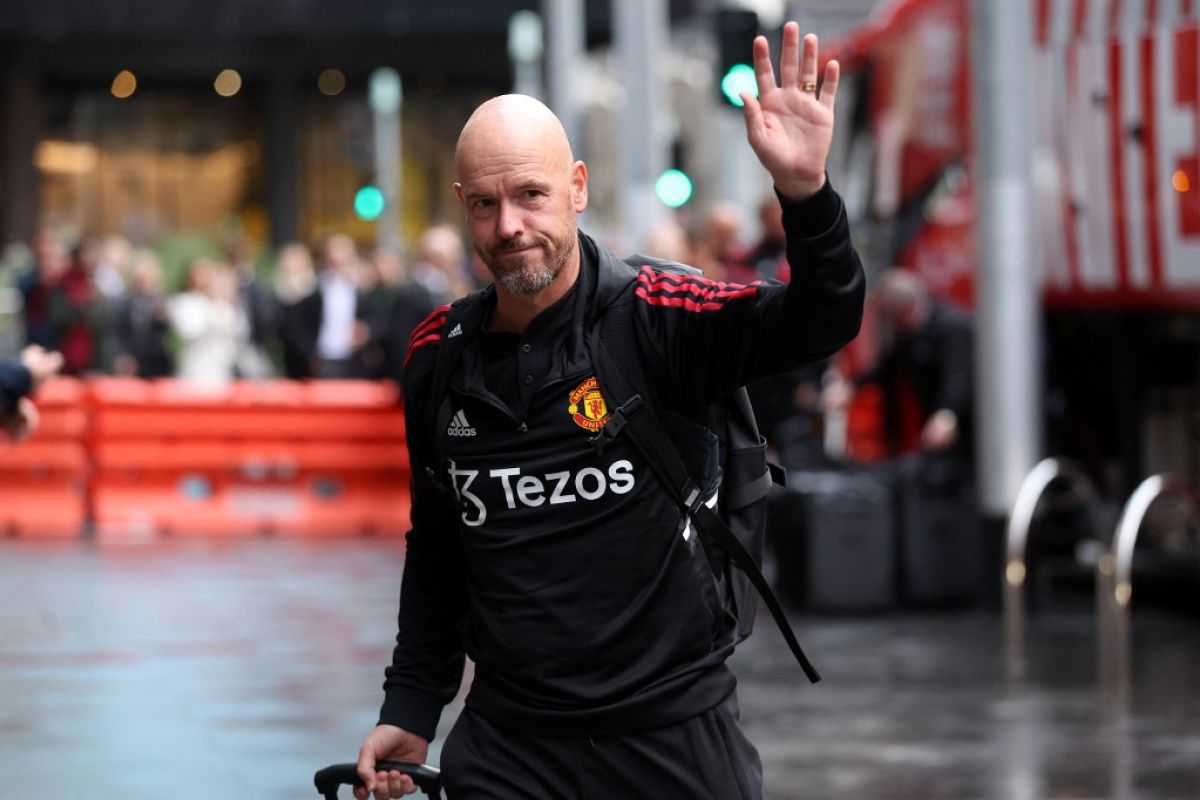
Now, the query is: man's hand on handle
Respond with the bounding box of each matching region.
[355,724,430,799]
[741,22,840,201]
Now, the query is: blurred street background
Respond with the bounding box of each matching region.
[1,0,1199,797]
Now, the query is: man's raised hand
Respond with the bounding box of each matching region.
[740,22,840,200]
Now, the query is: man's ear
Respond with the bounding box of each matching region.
[570,162,588,213]
[454,182,465,205]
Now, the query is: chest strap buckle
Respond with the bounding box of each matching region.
[590,394,643,453]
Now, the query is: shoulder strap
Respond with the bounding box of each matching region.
[426,289,492,491]
[588,306,820,684]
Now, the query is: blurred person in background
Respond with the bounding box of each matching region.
[227,235,278,379]
[274,241,321,379]
[93,234,132,300]
[824,268,974,471]
[690,201,745,280]
[75,235,123,373]
[112,249,174,378]
[169,257,241,385]
[355,250,394,379]
[18,228,73,357]
[1,344,63,443]
[314,234,365,378]
[726,193,789,284]
[409,223,473,304]
[358,245,438,382]
[49,236,100,375]
[640,218,693,265]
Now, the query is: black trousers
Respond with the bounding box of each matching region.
[440,697,763,799]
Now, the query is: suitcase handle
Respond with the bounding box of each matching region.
[313,761,442,799]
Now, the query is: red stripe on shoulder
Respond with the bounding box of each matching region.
[404,332,443,368]
[403,305,450,368]
[407,305,450,348]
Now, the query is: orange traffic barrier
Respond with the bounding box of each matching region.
[0,377,88,539]
[87,378,411,541]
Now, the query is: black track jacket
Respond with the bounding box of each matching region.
[381,181,865,741]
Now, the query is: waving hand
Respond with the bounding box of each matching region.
[741,22,840,200]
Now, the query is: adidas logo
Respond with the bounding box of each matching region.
[447,323,463,338]
[447,409,477,437]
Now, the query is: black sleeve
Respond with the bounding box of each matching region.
[1,361,32,415]
[636,180,865,401]
[377,359,468,742]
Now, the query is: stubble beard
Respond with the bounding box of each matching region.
[479,226,577,296]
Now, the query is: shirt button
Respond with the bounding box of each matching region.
[521,343,532,353]
[518,422,528,433]
[523,374,534,385]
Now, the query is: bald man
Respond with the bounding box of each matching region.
[356,25,864,799]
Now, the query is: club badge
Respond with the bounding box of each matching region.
[568,376,611,432]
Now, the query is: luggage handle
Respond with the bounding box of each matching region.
[313,761,442,799]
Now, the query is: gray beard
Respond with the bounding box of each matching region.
[485,234,575,296]
[497,263,558,295]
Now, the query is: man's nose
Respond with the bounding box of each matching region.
[496,202,524,241]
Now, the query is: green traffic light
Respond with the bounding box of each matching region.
[354,185,385,221]
[720,63,758,107]
[655,169,693,209]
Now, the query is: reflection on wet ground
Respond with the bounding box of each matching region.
[0,539,1196,799]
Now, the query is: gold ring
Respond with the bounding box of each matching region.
[801,80,817,93]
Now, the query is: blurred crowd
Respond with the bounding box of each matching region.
[6,223,480,387]
[3,193,798,390]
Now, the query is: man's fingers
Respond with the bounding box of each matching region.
[384,770,415,797]
[752,34,776,97]
[799,32,820,89]
[741,93,764,140]
[778,21,801,88]
[356,750,376,795]
[820,59,841,111]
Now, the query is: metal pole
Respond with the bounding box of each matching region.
[616,0,669,250]
[369,68,403,252]
[971,1,1041,516]
[543,0,585,158]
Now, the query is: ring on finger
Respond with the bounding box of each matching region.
[801,80,817,93]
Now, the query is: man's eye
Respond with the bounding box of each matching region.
[525,190,544,199]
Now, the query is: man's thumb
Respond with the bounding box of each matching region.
[357,750,377,792]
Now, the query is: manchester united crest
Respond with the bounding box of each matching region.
[568,376,611,432]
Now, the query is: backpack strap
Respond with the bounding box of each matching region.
[425,288,493,493]
[588,310,821,684]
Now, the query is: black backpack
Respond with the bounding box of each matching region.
[421,259,820,683]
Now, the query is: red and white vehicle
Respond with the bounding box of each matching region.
[825,0,1200,485]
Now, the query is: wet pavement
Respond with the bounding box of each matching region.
[0,538,1197,799]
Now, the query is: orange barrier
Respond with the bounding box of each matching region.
[88,379,411,541]
[1,377,412,540]
[0,377,89,538]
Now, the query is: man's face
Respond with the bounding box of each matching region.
[456,150,587,296]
